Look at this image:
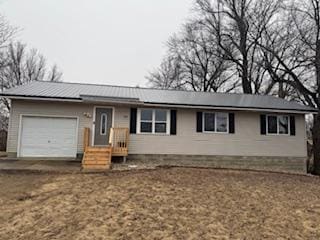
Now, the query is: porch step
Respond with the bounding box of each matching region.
[82,146,112,170]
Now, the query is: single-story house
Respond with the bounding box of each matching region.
[0,81,317,173]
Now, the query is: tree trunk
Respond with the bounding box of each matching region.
[313,112,320,175]
[237,14,252,94]
[278,82,285,98]
[314,36,320,174]
[239,35,252,94]
[241,58,252,94]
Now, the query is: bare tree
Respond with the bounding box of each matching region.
[195,0,284,94]
[0,16,62,131]
[0,15,17,91]
[150,0,288,96]
[0,42,63,130]
[258,21,301,100]
[259,0,320,174]
[147,55,185,90]
[0,15,17,131]
[288,0,320,174]
[148,22,237,92]
[1,42,62,90]
[47,64,63,82]
[0,15,17,69]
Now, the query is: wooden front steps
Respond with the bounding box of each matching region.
[82,146,112,171]
[82,127,129,171]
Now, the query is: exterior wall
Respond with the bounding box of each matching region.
[7,100,93,154]
[7,100,130,155]
[7,100,308,160]
[128,108,308,158]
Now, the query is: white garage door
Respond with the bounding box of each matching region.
[19,116,78,157]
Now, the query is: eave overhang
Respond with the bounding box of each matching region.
[1,94,317,114]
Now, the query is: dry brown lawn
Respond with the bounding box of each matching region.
[0,168,319,240]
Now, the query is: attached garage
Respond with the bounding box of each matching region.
[18,116,78,158]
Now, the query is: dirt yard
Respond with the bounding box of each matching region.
[0,168,319,240]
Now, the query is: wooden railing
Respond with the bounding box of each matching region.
[82,127,129,165]
[83,127,90,152]
[109,127,129,157]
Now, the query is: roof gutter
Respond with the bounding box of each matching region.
[1,95,83,103]
[141,102,316,114]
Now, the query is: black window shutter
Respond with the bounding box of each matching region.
[290,116,296,136]
[170,110,177,135]
[130,108,137,134]
[196,112,203,132]
[260,114,266,135]
[229,113,235,134]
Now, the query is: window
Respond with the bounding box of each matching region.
[138,109,170,134]
[204,113,215,131]
[216,113,228,132]
[140,109,153,133]
[267,116,277,134]
[278,116,289,134]
[155,110,167,133]
[267,115,289,135]
[203,112,228,133]
[100,113,107,135]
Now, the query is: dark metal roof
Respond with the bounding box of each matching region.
[1,81,317,113]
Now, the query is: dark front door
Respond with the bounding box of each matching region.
[94,107,113,145]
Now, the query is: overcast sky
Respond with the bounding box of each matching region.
[1,0,192,86]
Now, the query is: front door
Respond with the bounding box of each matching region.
[94,107,113,145]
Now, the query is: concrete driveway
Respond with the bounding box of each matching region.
[0,159,81,172]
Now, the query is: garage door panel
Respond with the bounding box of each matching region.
[20,116,78,158]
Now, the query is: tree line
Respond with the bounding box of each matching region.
[147,0,320,174]
[0,15,62,130]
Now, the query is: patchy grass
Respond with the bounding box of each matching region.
[0,168,319,239]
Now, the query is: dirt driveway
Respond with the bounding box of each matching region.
[0,168,319,240]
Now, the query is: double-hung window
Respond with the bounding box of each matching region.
[155,109,167,133]
[267,115,289,135]
[140,109,153,133]
[203,112,228,133]
[138,109,170,134]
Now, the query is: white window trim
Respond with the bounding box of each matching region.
[202,112,229,134]
[100,113,108,135]
[266,114,290,136]
[137,108,171,135]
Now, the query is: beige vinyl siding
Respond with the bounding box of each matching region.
[113,107,131,128]
[7,100,132,154]
[7,100,307,158]
[7,100,93,154]
[128,108,307,157]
